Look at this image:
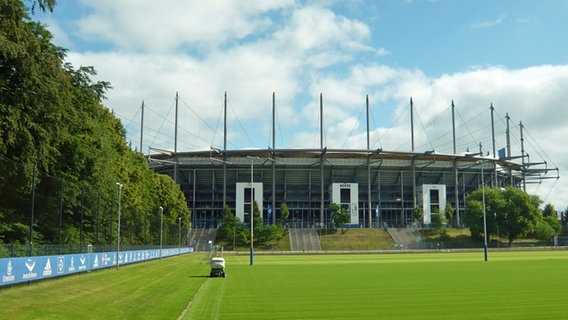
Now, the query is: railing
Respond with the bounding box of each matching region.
[0,244,183,258]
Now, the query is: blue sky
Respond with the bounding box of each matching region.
[34,0,568,209]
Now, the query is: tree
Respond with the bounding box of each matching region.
[280,202,290,224]
[444,203,455,227]
[431,209,446,229]
[543,203,557,218]
[465,186,541,246]
[412,205,423,226]
[543,215,561,234]
[0,1,191,247]
[252,201,267,242]
[330,203,350,233]
[218,205,247,247]
[534,220,555,242]
[431,207,447,239]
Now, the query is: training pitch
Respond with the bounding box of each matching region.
[2,250,568,319]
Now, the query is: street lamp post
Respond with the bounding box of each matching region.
[159,206,163,259]
[115,182,123,269]
[178,217,181,253]
[480,143,488,262]
[247,156,259,266]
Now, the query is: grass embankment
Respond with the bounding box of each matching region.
[219,228,395,252]
[318,228,393,250]
[420,227,473,243]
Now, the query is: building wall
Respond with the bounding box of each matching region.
[417,184,447,225]
[235,182,263,222]
[150,151,520,228]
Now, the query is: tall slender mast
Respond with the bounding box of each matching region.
[224,92,227,153]
[490,104,496,187]
[174,93,178,183]
[366,95,372,228]
[410,97,416,226]
[506,113,512,186]
[223,92,227,207]
[272,92,276,225]
[452,100,459,226]
[520,121,526,191]
[140,100,144,153]
[174,92,178,153]
[410,97,415,152]
[490,104,496,157]
[451,100,456,154]
[320,93,325,226]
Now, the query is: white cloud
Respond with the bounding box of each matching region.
[309,63,568,209]
[75,0,295,52]
[52,2,567,211]
[470,13,508,29]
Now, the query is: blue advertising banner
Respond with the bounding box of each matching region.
[0,247,193,286]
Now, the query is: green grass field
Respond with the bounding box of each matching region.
[3,251,568,319]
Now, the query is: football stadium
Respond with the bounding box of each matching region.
[147,94,559,232]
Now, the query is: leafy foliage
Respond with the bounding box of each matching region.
[431,210,446,229]
[330,203,350,233]
[280,202,290,224]
[217,203,284,247]
[412,205,423,225]
[218,205,247,246]
[0,1,190,247]
[465,186,541,246]
[534,220,555,241]
[444,203,454,227]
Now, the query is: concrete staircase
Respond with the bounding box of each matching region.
[386,228,424,249]
[289,228,321,252]
[188,228,218,252]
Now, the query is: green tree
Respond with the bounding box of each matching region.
[543,215,561,234]
[280,202,290,224]
[534,220,555,242]
[252,201,267,243]
[330,203,350,233]
[218,205,247,248]
[542,203,557,218]
[431,208,447,240]
[412,205,423,226]
[465,186,540,246]
[542,203,561,233]
[431,209,446,229]
[0,0,191,248]
[444,203,455,227]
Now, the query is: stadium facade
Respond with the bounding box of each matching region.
[147,94,558,229]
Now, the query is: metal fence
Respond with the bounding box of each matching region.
[0,155,187,257]
[0,243,189,258]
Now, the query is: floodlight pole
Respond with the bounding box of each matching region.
[159,206,163,259]
[247,156,259,265]
[115,182,123,269]
[178,217,182,253]
[480,143,488,262]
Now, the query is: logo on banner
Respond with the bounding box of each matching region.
[2,261,15,283]
[103,253,111,265]
[78,255,87,271]
[93,255,99,268]
[43,259,53,276]
[58,257,64,274]
[23,259,38,279]
[68,257,76,272]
